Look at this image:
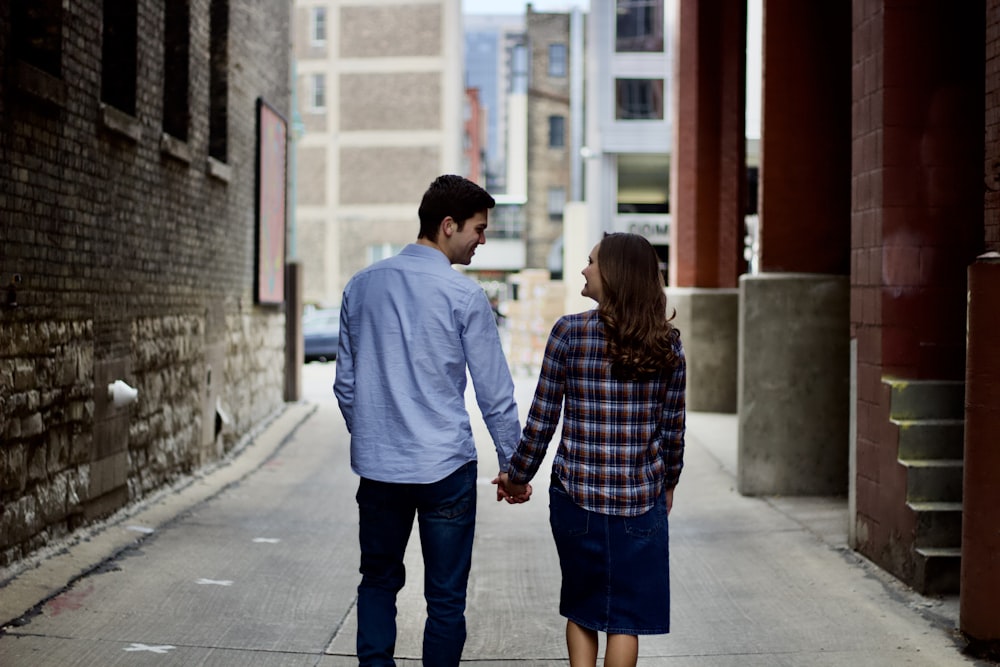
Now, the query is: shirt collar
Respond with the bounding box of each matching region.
[401,243,451,265]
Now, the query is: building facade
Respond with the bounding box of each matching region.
[464,14,527,194]
[0,0,292,567]
[525,8,574,273]
[292,0,464,306]
[584,0,672,274]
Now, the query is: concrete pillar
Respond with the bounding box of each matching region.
[666,287,738,413]
[735,1,851,495]
[960,254,1000,644]
[738,273,850,495]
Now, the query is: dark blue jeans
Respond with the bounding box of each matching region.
[355,461,477,667]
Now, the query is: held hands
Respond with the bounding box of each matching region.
[492,472,532,504]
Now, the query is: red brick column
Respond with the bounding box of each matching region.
[961,256,1000,643]
[669,0,746,288]
[758,0,850,273]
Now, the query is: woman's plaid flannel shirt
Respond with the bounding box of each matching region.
[508,310,686,516]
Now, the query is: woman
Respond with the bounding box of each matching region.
[505,233,685,667]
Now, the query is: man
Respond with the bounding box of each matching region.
[334,175,529,666]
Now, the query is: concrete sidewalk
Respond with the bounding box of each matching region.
[0,366,987,665]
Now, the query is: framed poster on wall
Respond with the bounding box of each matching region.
[255,97,287,305]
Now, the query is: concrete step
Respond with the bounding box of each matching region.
[913,546,961,595]
[887,378,965,420]
[894,418,965,460]
[908,501,963,548]
[901,458,963,503]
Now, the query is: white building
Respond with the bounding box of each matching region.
[582,0,672,271]
[291,0,464,305]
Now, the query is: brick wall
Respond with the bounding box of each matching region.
[851,0,984,583]
[0,0,291,567]
[988,0,1000,251]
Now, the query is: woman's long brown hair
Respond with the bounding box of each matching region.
[596,233,679,380]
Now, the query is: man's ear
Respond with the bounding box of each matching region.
[441,216,455,237]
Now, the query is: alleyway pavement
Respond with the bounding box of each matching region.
[0,364,987,666]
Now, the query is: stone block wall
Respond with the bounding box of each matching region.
[0,0,291,567]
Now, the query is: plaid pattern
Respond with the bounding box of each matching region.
[508,310,686,516]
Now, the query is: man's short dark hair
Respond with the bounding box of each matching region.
[418,175,496,241]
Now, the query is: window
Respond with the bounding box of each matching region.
[615,79,664,120]
[367,243,406,264]
[548,115,566,148]
[209,0,229,161]
[548,43,567,77]
[617,154,669,214]
[310,7,327,45]
[163,0,190,140]
[510,42,528,94]
[309,74,326,111]
[101,0,138,114]
[616,0,664,53]
[547,187,566,221]
[13,0,62,77]
[487,204,524,239]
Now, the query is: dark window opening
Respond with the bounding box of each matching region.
[547,186,566,221]
[101,0,138,114]
[548,43,567,77]
[746,165,759,215]
[13,0,63,76]
[163,0,191,140]
[311,7,327,44]
[616,0,664,53]
[548,115,566,148]
[209,0,230,162]
[615,78,664,120]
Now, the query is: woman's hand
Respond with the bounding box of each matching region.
[492,472,533,504]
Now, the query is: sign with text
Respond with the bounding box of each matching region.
[613,214,670,244]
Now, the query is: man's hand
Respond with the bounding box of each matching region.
[492,472,532,504]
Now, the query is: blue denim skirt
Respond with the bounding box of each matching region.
[548,475,670,635]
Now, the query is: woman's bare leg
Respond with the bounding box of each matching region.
[566,620,599,666]
[604,634,638,667]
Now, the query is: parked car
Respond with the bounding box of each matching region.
[303,308,340,363]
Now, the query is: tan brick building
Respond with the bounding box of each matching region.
[525,8,574,273]
[291,0,464,306]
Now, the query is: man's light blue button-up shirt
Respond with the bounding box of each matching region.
[334,244,520,484]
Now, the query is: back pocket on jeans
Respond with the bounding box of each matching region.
[549,486,589,537]
[623,504,661,539]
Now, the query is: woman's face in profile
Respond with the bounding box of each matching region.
[581,242,604,304]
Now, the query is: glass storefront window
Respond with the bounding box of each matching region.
[617,154,669,214]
